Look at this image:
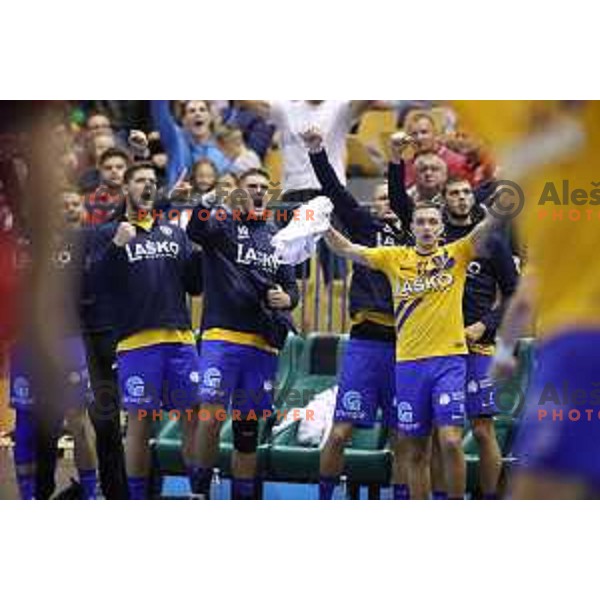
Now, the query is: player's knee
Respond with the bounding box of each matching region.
[233,419,258,454]
[407,440,429,466]
[328,425,352,450]
[438,431,464,456]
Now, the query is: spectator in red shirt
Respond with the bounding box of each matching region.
[403,111,472,186]
[83,147,130,225]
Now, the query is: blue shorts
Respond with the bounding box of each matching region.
[512,331,600,488]
[197,340,278,416]
[118,343,200,411]
[10,337,91,412]
[466,353,498,419]
[334,338,395,426]
[394,355,467,436]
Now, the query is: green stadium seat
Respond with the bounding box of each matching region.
[269,334,391,485]
[274,334,305,407]
[277,332,344,409]
[269,420,391,485]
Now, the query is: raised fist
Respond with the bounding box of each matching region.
[389,131,415,162]
[113,222,136,247]
[300,126,324,152]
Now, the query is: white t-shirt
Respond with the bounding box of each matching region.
[268,100,353,192]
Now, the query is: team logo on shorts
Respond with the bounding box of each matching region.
[263,380,274,392]
[397,401,413,424]
[189,371,200,384]
[12,376,31,400]
[467,380,479,394]
[160,225,173,236]
[203,367,222,389]
[125,375,146,399]
[342,391,362,412]
[439,393,451,406]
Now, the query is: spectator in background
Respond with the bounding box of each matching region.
[410,152,448,204]
[443,130,497,190]
[220,101,276,160]
[85,112,113,138]
[216,125,261,175]
[168,158,218,207]
[245,101,378,201]
[83,147,130,225]
[151,101,229,189]
[240,100,379,283]
[159,158,219,229]
[403,111,472,187]
[78,133,117,193]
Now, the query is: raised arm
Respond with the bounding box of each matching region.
[301,127,372,234]
[323,227,371,267]
[150,101,188,189]
[388,132,416,230]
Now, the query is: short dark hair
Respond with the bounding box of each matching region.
[443,176,472,197]
[239,167,270,185]
[124,162,156,184]
[99,147,131,167]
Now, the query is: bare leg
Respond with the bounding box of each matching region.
[320,422,353,477]
[438,426,466,499]
[406,436,432,500]
[472,417,502,497]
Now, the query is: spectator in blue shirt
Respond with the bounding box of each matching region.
[151,100,229,189]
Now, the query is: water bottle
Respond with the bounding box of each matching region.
[209,468,227,500]
[332,475,349,500]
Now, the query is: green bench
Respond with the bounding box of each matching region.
[151,334,535,497]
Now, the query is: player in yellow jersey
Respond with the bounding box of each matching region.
[457,100,600,499]
[324,201,502,499]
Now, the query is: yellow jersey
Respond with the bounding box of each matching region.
[454,100,600,339]
[361,236,475,361]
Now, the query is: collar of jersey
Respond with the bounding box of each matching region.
[129,214,155,232]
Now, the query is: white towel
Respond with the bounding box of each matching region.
[271,195,333,265]
[297,386,338,448]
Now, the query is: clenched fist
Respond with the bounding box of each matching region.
[389,131,415,163]
[266,285,291,309]
[300,126,324,153]
[113,222,136,247]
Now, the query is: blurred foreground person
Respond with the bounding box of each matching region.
[10,191,97,499]
[465,100,600,499]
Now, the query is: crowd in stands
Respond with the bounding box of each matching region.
[48,100,497,231]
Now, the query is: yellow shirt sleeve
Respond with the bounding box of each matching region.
[360,246,408,276]
[447,235,476,268]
